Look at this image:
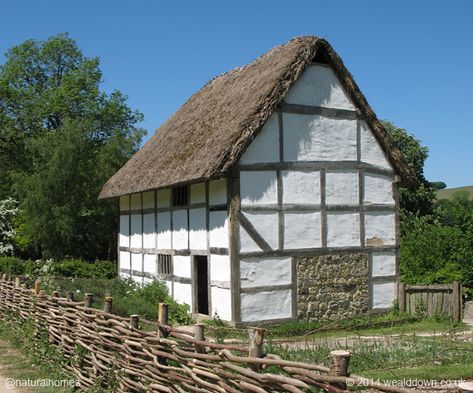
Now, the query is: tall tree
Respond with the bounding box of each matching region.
[0,34,144,259]
[382,120,436,218]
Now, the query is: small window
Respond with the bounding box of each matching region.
[158,254,173,276]
[172,185,189,207]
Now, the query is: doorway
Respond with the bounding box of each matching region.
[194,256,209,315]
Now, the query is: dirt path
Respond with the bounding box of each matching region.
[0,341,26,393]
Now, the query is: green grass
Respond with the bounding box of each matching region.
[0,332,73,392]
[265,332,473,382]
[437,185,473,200]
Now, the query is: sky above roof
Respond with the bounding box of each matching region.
[1,0,472,188]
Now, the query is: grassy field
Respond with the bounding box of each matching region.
[437,185,473,200]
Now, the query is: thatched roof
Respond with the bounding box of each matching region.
[99,36,415,199]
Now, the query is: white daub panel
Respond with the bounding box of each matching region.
[284,65,355,110]
[327,212,360,247]
[240,257,292,288]
[364,212,396,246]
[360,121,393,171]
[372,281,396,309]
[131,253,142,273]
[209,211,229,248]
[130,193,141,210]
[119,251,130,272]
[325,170,359,206]
[190,183,206,204]
[240,171,278,206]
[119,196,129,211]
[372,251,396,277]
[242,212,279,250]
[209,179,227,206]
[119,215,129,247]
[143,254,156,275]
[241,289,292,322]
[281,170,321,205]
[239,227,262,252]
[210,254,231,283]
[283,113,357,162]
[130,214,142,248]
[189,208,207,250]
[173,255,191,278]
[284,212,321,249]
[173,282,192,306]
[142,191,155,209]
[157,189,171,208]
[363,173,394,205]
[172,210,188,250]
[211,287,232,321]
[157,212,172,249]
[143,213,155,249]
[240,113,280,164]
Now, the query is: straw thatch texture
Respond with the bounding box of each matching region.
[100,36,414,199]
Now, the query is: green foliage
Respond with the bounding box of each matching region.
[0,33,144,260]
[0,256,24,275]
[382,120,436,218]
[431,181,447,190]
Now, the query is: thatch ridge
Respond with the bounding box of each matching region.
[99,36,414,199]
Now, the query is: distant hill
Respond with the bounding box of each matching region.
[436,185,473,200]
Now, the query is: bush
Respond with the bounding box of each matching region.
[0,256,24,275]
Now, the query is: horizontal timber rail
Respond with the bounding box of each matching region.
[0,275,416,393]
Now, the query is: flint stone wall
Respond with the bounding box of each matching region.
[296,253,369,321]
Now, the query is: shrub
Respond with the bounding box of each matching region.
[0,256,24,275]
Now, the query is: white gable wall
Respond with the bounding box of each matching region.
[237,64,399,322]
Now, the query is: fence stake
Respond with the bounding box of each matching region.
[84,293,94,309]
[329,350,350,389]
[66,291,74,301]
[130,315,139,329]
[398,282,406,314]
[52,291,60,298]
[14,277,20,287]
[248,328,265,372]
[1,274,6,281]
[158,303,169,338]
[34,281,40,296]
[194,323,205,354]
[453,281,461,324]
[103,296,113,314]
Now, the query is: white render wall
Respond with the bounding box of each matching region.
[237,64,399,321]
[118,179,231,317]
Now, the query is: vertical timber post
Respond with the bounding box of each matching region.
[329,350,350,389]
[248,328,265,372]
[15,277,20,288]
[130,315,139,329]
[158,303,169,338]
[194,323,205,354]
[398,282,406,314]
[103,296,113,314]
[84,293,93,309]
[453,281,461,324]
[66,291,74,301]
[34,281,41,296]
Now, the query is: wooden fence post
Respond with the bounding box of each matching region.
[158,303,169,338]
[103,296,113,314]
[329,350,351,389]
[66,291,74,301]
[194,323,205,354]
[398,282,406,314]
[52,290,60,298]
[248,328,265,372]
[34,281,40,296]
[130,315,139,329]
[14,277,20,288]
[84,293,93,309]
[453,281,461,324]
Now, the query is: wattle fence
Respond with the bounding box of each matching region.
[0,275,416,393]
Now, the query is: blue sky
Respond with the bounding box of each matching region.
[1,0,472,187]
